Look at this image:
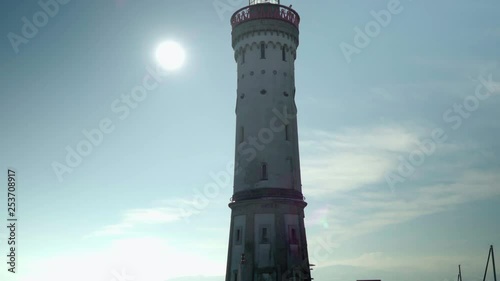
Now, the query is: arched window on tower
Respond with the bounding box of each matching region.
[260,42,266,59]
[282,46,286,61]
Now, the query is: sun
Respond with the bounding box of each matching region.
[155,41,186,71]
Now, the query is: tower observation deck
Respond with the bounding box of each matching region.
[231,1,300,30]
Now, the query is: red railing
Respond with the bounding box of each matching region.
[231,4,300,29]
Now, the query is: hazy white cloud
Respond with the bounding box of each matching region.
[90,222,134,237]
[19,237,225,281]
[123,207,188,224]
[88,203,194,237]
[301,124,500,262]
[307,170,500,259]
[300,126,422,196]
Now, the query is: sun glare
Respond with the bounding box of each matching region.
[155,41,186,71]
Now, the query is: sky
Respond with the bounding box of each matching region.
[0,0,499,281]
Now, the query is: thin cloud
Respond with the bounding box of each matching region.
[303,126,500,255]
[308,170,500,252]
[87,203,194,237]
[300,126,422,196]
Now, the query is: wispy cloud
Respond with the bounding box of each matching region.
[300,126,423,196]
[88,202,194,237]
[307,169,500,257]
[302,124,500,260]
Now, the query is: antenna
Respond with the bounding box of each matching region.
[482,245,498,281]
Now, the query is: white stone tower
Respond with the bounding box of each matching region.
[225,1,311,280]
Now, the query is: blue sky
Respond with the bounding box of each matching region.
[1,0,499,281]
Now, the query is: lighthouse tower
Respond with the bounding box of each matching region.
[225,1,311,280]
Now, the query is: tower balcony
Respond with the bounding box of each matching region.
[230,3,300,29]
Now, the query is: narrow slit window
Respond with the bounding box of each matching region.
[242,50,245,64]
[282,47,286,61]
[261,43,266,59]
[234,271,238,281]
[291,228,298,244]
[261,227,269,243]
[239,127,244,143]
[235,228,241,243]
[261,163,268,180]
